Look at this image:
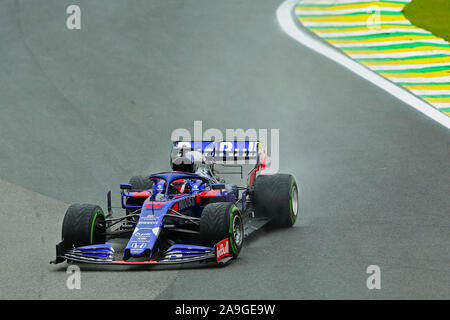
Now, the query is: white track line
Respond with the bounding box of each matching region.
[411,90,450,95]
[276,0,450,129]
[432,103,450,108]
[388,76,450,83]
[295,8,403,15]
[369,63,450,71]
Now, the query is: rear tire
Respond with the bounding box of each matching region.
[253,174,299,228]
[62,204,106,247]
[200,202,244,259]
[126,175,153,218]
[128,175,153,190]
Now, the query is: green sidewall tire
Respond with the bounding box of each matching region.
[62,204,106,247]
[200,202,244,259]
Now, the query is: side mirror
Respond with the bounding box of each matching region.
[120,184,132,190]
[211,184,225,190]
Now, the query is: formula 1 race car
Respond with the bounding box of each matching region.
[51,141,299,266]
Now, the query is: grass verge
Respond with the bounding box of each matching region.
[403,0,450,42]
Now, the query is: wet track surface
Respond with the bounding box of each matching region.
[0,0,449,299]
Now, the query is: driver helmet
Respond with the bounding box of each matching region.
[152,180,166,194]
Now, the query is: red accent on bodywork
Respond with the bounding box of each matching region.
[198,190,221,197]
[248,169,257,187]
[171,202,179,212]
[248,148,266,186]
[145,202,164,209]
[131,191,151,198]
[172,179,184,192]
[259,151,266,170]
[196,189,221,203]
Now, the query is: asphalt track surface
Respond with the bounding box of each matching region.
[0,0,448,299]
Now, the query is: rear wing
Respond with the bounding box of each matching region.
[171,141,266,186]
[171,141,265,163]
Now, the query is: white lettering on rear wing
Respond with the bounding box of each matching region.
[171,141,264,164]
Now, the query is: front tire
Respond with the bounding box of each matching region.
[62,204,106,247]
[200,202,244,259]
[253,174,299,228]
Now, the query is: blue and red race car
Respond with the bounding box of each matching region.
[51,141,299,266]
